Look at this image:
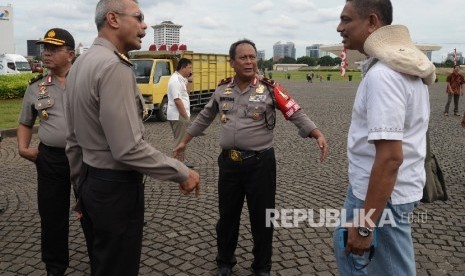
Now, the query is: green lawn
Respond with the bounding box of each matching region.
[0,99,23,130]
[269,70,362,81]
[0,69,450,131]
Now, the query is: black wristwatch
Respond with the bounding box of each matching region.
[357,226,373,237]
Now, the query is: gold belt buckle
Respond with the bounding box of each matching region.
[229,150,242,162]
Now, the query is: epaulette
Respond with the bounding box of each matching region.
[217,77,233,87]
[29,73,44,84]
[114,51,132,67]
[260,77,276,88]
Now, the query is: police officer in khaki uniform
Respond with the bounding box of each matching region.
[17,28,75,276]
[174,39,328,276]
[64,1,200,276]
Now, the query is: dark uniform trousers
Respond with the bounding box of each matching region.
[36,143,71,274]
[216,147,276,273]
[78,163,144,276]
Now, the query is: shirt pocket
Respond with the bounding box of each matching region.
[221,101,233,113]
[34,98,54,111]
[34,98,54,119]
[245,103,266,121]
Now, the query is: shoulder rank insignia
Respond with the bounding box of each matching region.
[114,51,133,67]
[217,77,233,87]
[29,73,44,85]
[260,77,276,88]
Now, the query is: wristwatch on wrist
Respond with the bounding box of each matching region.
[357,226,373,237]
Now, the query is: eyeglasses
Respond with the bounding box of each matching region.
[113,11,144,23]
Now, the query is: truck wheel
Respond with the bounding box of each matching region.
[156,97,168,122]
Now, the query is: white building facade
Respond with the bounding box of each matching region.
[152,21,182,48]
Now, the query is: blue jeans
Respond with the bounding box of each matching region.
[333,186,417,276]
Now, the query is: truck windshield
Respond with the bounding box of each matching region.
[132,60,153,84]
[16,62,31,71]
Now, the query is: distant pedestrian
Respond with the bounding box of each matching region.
[167,58,194,168]
[306,72,313,83]
[444,64,465,116]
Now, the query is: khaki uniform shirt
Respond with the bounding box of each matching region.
[19,74,67,148]
[188,77,317,151]
[65,37,188,188]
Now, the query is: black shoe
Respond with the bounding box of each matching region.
[217,266,231,276]
[254,271,270,276]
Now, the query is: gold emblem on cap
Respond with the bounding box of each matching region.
[256,85,264,94]
[47,30,56,38]
[41,110,49,120]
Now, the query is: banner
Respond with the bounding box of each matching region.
[340,48,347,77]
[453,48,457,65]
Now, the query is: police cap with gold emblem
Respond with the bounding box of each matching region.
[36,28,75,49]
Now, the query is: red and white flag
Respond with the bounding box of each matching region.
[340,48,347,77]
[453,48,457,65]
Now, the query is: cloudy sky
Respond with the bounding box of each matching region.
[5,0,465,62]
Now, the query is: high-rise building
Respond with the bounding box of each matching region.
[273,41,295,61]
[152,21,182,48]
[306,44,321,59]
[306,44,331,59]
[27,40,40,57]
[257,50,265,61]
[0,5,15,54]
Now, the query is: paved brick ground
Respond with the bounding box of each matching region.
[1,80,464,275]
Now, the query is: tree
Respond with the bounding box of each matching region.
[258,58,274,71]
[296,56,317,66]
[444,59,454,67]
[334,57,342,66]
[278,56,297,64]
[318,55,335,66]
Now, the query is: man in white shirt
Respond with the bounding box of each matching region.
[333,0,436,275]
[167,58,194,167]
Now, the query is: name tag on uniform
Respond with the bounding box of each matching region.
[249,95,267,102]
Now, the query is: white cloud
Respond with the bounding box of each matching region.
[4,0,465,62]
[286,0,316,11]
[251,1,274,13]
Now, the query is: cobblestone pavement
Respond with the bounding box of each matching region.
[1,80,464,276]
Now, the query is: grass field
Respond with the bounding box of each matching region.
[0,69,452,131]
[0,99,23,130]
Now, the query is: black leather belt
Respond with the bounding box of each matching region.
[85,163,142,182]
[39,142,65,153]
[222,147,272,162]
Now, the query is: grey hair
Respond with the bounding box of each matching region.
[95,0,138,31]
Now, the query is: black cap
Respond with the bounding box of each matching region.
[36,28,75,49]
